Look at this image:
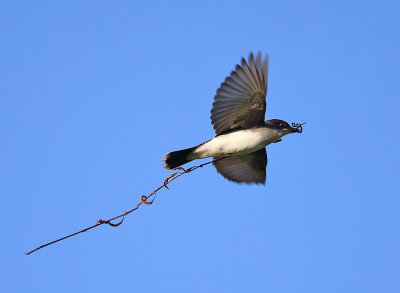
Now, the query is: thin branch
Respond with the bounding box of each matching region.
[25,158,222,255]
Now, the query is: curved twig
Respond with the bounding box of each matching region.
[291,121,307,133]
[25,158,219,255]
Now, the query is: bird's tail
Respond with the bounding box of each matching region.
[162,146,197,170]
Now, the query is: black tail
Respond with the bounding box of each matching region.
[162,146,196,170]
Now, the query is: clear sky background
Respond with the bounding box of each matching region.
[1,1,399,292]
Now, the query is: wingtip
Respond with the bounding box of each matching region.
[247,51,268,61]
[248,52,255,62]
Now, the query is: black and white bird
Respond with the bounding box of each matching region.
[162,52,303,184]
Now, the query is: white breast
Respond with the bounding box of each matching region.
[191,127,283,159]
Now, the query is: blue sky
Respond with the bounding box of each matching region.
[1,0,399,292]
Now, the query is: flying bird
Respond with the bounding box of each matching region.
[162,52,304,184]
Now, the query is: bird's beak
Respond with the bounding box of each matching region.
[287,127,300,133]
[293,127,301,133]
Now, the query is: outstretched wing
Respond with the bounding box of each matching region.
[210,52,269,135]
[213,148,268,184]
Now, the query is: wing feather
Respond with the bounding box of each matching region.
[213,148,268,184]
[211,52,269,135]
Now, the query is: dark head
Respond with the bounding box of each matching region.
[265,119,302,133]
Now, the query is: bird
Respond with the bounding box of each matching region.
[162,52,303,184]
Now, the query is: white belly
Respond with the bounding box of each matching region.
[191,127,283,159]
